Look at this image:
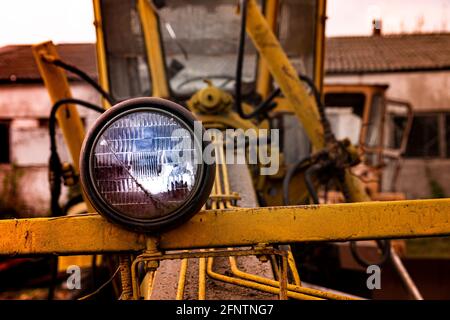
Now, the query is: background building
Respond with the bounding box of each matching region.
[325,32,450,199]
[0,44,99,216]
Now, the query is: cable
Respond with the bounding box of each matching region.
[47,256,58,300]
[48,58,116,106]
[304,163,322,205]
[48,98,105,217]
[91,254,97,293]
[234,0,280,120]
[297,75,335,144]
[46,98,105,299]
[78,266,121,300]
[234,0,334,130]
[350,240,391,268]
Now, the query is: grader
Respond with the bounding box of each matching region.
[0,0,449,300]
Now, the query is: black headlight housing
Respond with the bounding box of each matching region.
[80,97,215,233]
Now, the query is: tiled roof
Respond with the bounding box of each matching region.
[325,33,450,74]
[1,33,449,82]
[0,43,97,82]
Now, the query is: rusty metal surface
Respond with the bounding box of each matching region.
[1,198,450,255]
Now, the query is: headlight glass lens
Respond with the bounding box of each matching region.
[92,111,199,220]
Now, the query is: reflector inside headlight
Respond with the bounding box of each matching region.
[80,97,214,232]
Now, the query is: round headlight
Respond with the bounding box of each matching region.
[80,97,215,232]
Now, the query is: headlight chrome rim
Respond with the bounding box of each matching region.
[80,97,215,233]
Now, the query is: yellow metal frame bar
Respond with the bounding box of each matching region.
[92,0,111,108]
[255,0,278,98]
[314,0,327,91]
[255,0,326,96]
[32,42,86,173]
[31,41,94,212]
[93,0,170,100]
[246,0,324,149]
[137,0,170,98]
[1,198,450,256]
[246,0,370,203]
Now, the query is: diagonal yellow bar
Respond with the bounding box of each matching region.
[245,0,370,202]
[0,199,449,256]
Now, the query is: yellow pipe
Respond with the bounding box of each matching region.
[214,143,226,210]
[287,249,302,286]
[198,255,207,300]
[176,258,188,300]
[140,270,156,300]
[218,142,232,208]
[206,257,322,300]
[228,256,357,300]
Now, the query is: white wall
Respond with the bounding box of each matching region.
[0,82,100,117]
[0,82,101,166]
[0,82,100,215]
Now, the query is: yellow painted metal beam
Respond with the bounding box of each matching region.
[31,41,96,212]
[314,0,327,91]
[245,0,370,203]
[0,214,146,256]
[92,0,111,109]
[137,0,170,98]
[245,0,324,149]
[32,41,86,173]
[255,0,278,98]
[1,199,450,256]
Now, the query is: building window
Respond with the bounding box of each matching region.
[404,113,449,158]
[0,120,10,164]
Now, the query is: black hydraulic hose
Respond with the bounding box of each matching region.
[48,98,105,217]
[298,74,335,144]
[336,169,392,268]
[50,58,116,106]
[47,256,58,300]
[47,98,105,300]
[234,0,279,119]
[350,240,392,268]
[304,163,322,205]
[49,98,105,150]
[235,1,334,128]
[250,88,281,118]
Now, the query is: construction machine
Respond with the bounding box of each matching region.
[0,0,448,300]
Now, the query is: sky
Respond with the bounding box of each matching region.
[0,0,449,47]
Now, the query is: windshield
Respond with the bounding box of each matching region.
[157,0,258,96]
[100,0,152,100]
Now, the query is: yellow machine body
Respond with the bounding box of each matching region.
[1,0,449,300]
